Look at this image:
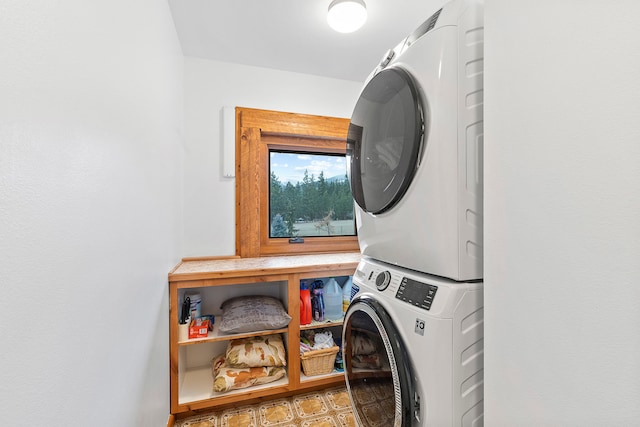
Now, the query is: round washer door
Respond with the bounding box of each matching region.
[347,68,425,215]
[343,295,417,427]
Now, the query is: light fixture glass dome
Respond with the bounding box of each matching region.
[327,0,367,33]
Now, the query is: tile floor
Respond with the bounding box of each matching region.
[175,386,355,427]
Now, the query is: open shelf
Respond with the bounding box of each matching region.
[300,317,344,330]
[169,253,359,414]
[178,324,289,346]
[300,369,344,383]
[179,365,290,405]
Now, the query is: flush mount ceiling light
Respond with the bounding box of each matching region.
[327,0,367,33]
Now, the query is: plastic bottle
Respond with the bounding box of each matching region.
[324,277,343,320]
[186,293,202,319]
[342,276,353,314]
[312,286,324,322]
[300,281,312,325]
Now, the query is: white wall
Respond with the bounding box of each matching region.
[183,57,363,256]
[0,1,183,426]
[485,1,640,424]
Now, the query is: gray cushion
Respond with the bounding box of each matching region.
[218,295,292,334]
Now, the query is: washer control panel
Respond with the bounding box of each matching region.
[396,277,438,311]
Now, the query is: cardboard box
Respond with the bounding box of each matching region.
[201,314,215,330]
[188,318,210,339]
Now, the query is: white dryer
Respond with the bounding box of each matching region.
[343,257,484,426]
[347,0,484,281]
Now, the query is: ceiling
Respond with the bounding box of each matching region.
[168,0,443,82]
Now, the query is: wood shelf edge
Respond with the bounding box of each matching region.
[168,252,361,282]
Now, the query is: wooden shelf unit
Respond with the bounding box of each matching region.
[168,252,360,415]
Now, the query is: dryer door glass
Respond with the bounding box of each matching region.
[343,296,417,427]
[347,68,424,214]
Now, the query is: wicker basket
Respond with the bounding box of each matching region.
[300,346,339,376]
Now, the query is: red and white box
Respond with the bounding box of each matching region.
[188,318,210,339]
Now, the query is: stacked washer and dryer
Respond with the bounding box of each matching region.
[342,0,485,426]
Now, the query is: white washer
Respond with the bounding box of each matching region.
[347,0,484,281]
[343,257,484,426]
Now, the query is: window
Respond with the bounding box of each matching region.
[236,107,359,257]
[269,150,355,239]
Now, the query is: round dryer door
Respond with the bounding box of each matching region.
[343,295,417,427]
[347,68,425,214]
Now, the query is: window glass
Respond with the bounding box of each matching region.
[347,68,424,214]
[269,150,355,238]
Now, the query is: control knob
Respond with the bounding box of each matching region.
[375,270,391,291]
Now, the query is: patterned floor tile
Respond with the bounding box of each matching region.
[336,412,356,427]
[323,388,351,411]
[176,386,354,427]
[218,407,257,427]
[351,385,376,405]
[292,393,329,419]
[177,415,217,427]
[257,399,295,425]
[300,415,338,427]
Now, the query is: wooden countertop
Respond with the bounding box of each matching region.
[169,252,362,282]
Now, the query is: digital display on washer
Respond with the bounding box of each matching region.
[395,277,437,310]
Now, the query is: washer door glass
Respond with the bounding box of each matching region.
[343,296,416,427]
[347,68,425,214]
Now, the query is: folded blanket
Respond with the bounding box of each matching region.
[211,353,286,393]
[225,333,286,367]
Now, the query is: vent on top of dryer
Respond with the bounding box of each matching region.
[405,8,442,47]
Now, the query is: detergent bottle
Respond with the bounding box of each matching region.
[324,277,343,320]
[300,281,312,325]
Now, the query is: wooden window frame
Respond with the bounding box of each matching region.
[235,107,360,258]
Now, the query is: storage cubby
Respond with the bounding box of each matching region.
[168,252,360,415]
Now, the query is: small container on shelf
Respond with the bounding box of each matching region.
[342,276,353,314]
[300,346,339,376]
[300,281,312,325]
[323,277,343,321]
[186,293,202,319]
[178,321,190,341]
[188,317,210,339]
[311,280,325,322]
